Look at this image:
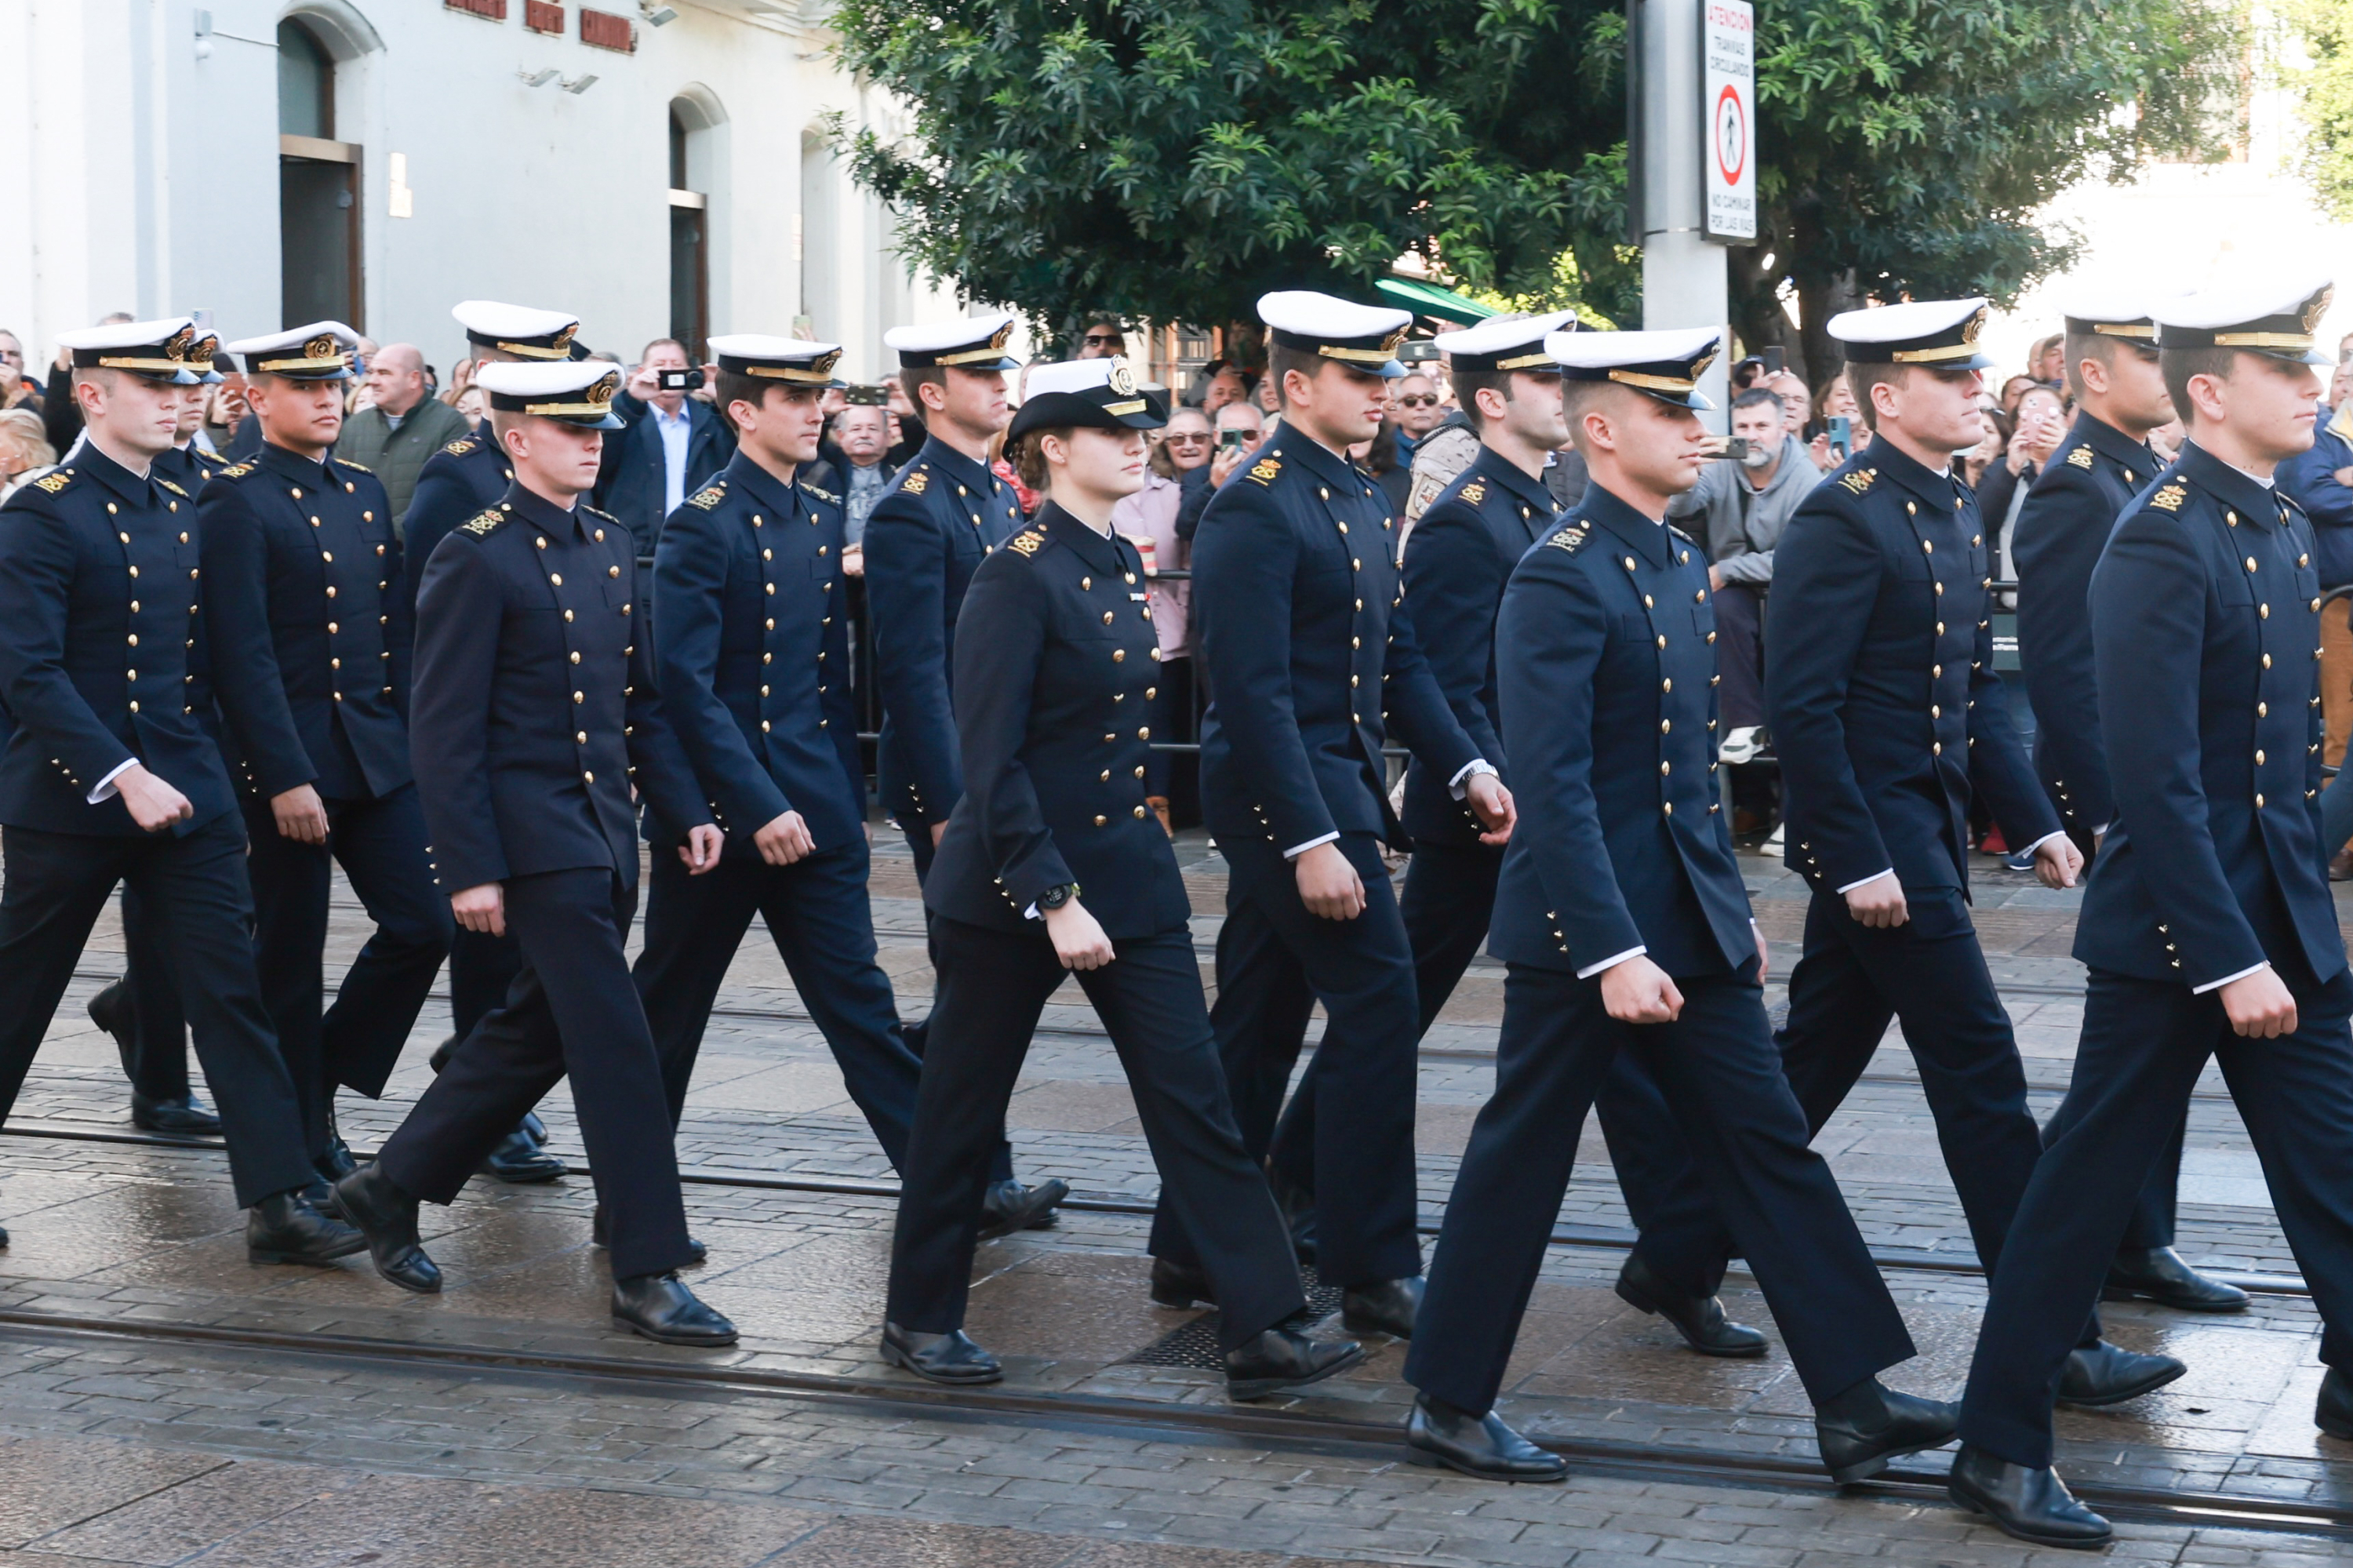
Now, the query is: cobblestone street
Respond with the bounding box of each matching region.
[0,831,2345,1565]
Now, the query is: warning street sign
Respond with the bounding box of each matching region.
[1702,0,1755,243]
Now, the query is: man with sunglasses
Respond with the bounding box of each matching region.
[1391,373,1446,464]
[1075,318,1128,360]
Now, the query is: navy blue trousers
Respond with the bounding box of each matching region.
[634,839,921,1167]
[117,886,192,1100]
[889,918,1304,1351]
[376,869,693,1280]
[1962,973,2353,1466]
[1267,838,1700,1251]
[243,784,451,1157]
[897,819,1014,1184]
[0,817,315,1206]
[1407,965,1915,1413]
[1151,831,1423,1288]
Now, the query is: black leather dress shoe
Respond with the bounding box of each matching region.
[1404,1393,1569,1483]
[1226,1326,1363,1401]
[1149,1256,1217,1308]
[977,1178,1069,1240]
[332,1166,442,1293]
[478,1124,566,1182]
[2056,1341,2186,1407]
[613,1272,737,1346]
[1615,1253,1769,1358]
[591,1205,706,1264]
[1947,1442,2112,1548]
[2104,1246,2249,1312]
[2316,1367,2353,1439]
[881,1321,1002,1384]
[1813,1377,1958,1483]
[132,1093,223,1136]
[313,1129,359,1188]
[1341,1275,1424,1340]
[245,1188,366,1265]
[87,979,136,1078]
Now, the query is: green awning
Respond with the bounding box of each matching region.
[1377,277,1499,326]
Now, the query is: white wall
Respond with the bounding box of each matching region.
[2,0,955,384]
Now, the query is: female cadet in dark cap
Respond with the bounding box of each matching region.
[879,359,1362,1402]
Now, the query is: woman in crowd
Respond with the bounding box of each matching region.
[1107,406,1209,833]
[0,408,56,503]
[1979,381,2067,575]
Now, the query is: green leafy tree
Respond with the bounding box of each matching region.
[2282,0,2353,221]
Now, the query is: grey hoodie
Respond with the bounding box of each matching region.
[1667,431,1821,586]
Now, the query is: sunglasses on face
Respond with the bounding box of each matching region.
[1082,333,1124,346]
[1396,394,1439,408]
[1164,432,1212,445]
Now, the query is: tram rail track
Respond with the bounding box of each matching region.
[0,1302,2340,1544]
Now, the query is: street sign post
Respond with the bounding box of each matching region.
[1700,0,1756,244]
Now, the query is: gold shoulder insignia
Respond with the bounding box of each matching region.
[2066,446,2095,469]
[903,467,930,496]
[1837,468,1875,496]
[442,438,476,457]
[333,457,373,474]
[1006,528,1046,557]
[158,479,189,498]
[1246,455,1282,486]
[217,462,254,480]
[458,507,506,537]
[1459,480,1486,506]
[685,485,726,511]
[583,504,620,524]
[1667,523,1697,545]
[2148,483,2188,513]
[802,484,840,505]
[31,470,72,495]
[1544,524,1591,554]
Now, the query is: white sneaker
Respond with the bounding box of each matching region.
[1719,726,1762,766]
[1763,822,1785,854]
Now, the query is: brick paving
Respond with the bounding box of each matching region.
[0,833,2344,1562]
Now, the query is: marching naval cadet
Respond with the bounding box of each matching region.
[1402,327,1947,1485]
[1263,311,1763,1358]
[864,311,1067,1238]
[395,299,586,1185]
[881,359,1360,1402]
[0,318,361,1261]
[333,358,736,1344]
[1147,291,1515,1339]
[200,323,452,1184]
[632,334,925,1199]
[1953,278,2353,1548]
[1627,300,2164,1413]
[2008,291,2247,1315]
[83,336,231,1137]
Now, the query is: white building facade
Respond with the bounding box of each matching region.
[0,0,960,383]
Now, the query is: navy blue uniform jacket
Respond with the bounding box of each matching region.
[409,482,707,896]
[402,420,511,616]
[1191,431,1476,853]
[649,452,863,853]
[2077,442,2349,1002]
[1767,439,2059,895]
[864,438,1024,831]
[1489,486,1755,977]
[0,444,232,835]
[2011,412,2161,841]
[198,442,413,803]
[926,504,1191,941]
[1398,457,1562,846]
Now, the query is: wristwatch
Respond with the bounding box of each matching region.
[1038,882,1078,911]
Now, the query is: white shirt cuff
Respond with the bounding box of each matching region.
[1283,831,1340,860]
[1447,759,1497,799]
[2192,961,2271,995]
[1835,868,1897,896]
[2020,830,2069,858]
[87,758,137,805]
[1577,945,1647,980]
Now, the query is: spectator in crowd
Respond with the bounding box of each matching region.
[2279,363,2353,842]
[1962,401,2010,489]
[0,407,56,502]
[1253,367,1282,417]
[1730,354,1769,390]
[880,372,926,464]
[441,355,478,409]
[825,402,898,573]
[1997,373,2040,416]
[0,330,38,408]
[1977,381,2066,577]
[1196,360,1249,413]
[1667,386,1820,784]
[452,384,485,422]
[42,309,134,454]
[2028,333,2066,385]
[2147,417,2184,464]
[1075,317,1126,358]
[1806,369,1869,467]
[333,342,470,528]
[1767,369,1809,433]
[593,337,736,551]
[1390,371,1445,470]
[1109,405,1211,832]
[1172,400,1266,546]
[202,370,250,456]
[1363,418,1409,517]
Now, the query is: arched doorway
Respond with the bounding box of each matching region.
[278,16,361,329]
[668,93,725,358]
